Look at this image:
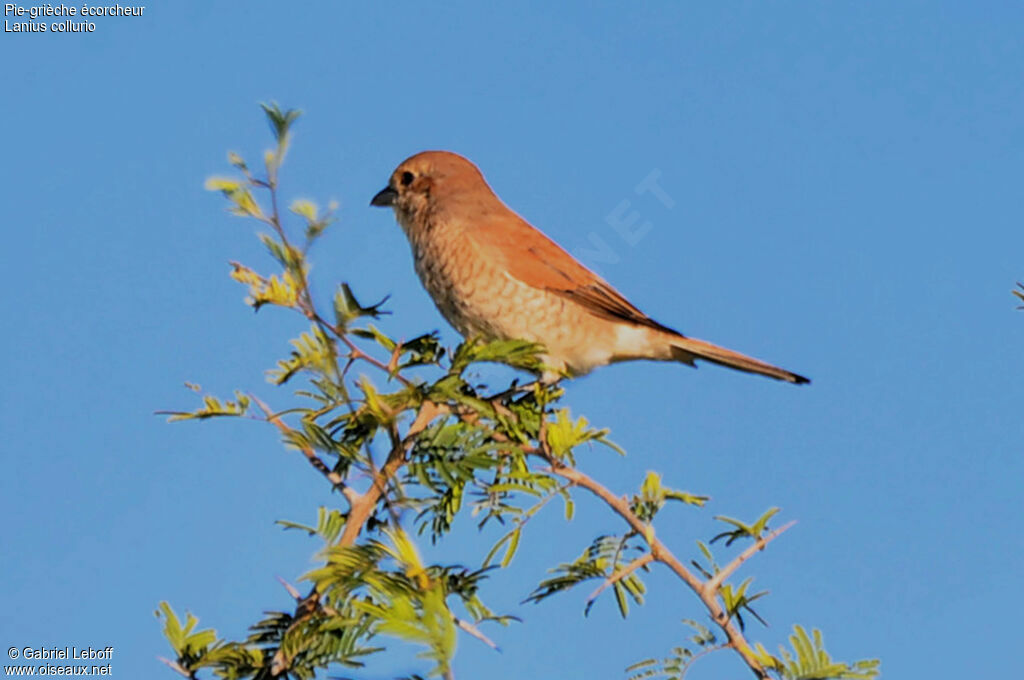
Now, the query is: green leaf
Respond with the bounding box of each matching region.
[526,535,646,618]
[334,283,390,330]
[630,471,708,522]
[352,324,397,352]
[290,198,337,243]
[711,507,781,546]
[449,337,546,374]
[229,261,299,311]
[290,198,317,222]
[625,620,721,680]
[500,528,521,568]
[772,625,881,680]
[278,507,348,545]
[719,578,768,631]
[161,390,251,422]
[156,601,217,661]
[260,102,302,142]
[545,408,618,463]
[267,324,338,385]
[205,176,264,218]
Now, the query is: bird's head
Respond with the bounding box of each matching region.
[370,151,493,228]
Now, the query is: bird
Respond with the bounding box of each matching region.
[370,151,808,385]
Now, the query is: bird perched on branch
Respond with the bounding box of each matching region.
[371,151,808,385]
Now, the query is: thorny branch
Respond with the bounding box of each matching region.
[338,400,443,546]
[199,125,797,679]
[269,398,445,676]
[704,521,795,596]
[428,383,788,678]
[544,458,781,679]
[431,388,789,679]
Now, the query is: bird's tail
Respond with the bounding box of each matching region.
[669,335,809,384]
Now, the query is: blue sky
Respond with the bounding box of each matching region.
[2,2,1022,678]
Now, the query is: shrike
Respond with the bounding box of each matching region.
[371,151,808,385]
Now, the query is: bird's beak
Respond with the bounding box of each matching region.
[370,186,397,207]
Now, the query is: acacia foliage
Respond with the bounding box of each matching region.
[157,104,879,680]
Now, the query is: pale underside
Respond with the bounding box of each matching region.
[396,207,673,381]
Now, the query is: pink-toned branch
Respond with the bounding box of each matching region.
[548,461,778,680]
[586,551,655,608]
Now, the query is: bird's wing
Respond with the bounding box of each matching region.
[467,211,679,334]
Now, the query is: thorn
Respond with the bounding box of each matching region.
[276,575,302,601]
[157,656,192,678]
[454,615,501,652]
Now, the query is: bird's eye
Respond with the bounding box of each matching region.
[400,171,415,186]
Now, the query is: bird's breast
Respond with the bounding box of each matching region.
[400,214,509,338]
[395,210,628,375]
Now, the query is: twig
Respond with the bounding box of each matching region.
[485,380,539,403]
[585,551,655,610]
[270,400,446,676]
[454,615,501,652]
[703,521,796,596]
[545,460,773,679]
[315,311,415,388]
[250,394,359,506]
[679,643,730,679]
[276,575,302,601]
[448,388,780,678]
[157,656,195,679]
[338,400,444,546]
